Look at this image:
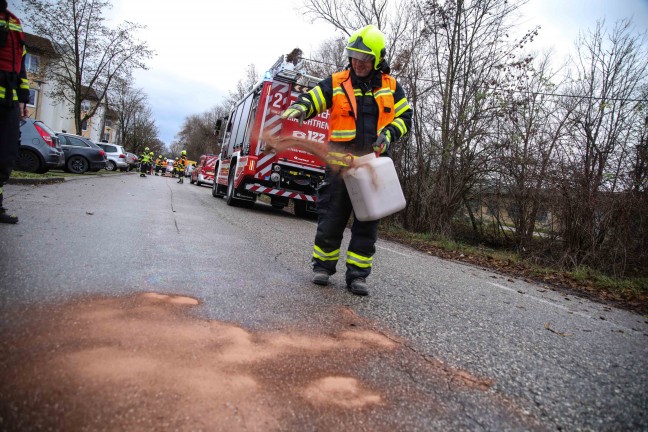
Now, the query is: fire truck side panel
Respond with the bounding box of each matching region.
[213,56,330,212]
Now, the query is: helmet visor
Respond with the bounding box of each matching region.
[346,48,374,63]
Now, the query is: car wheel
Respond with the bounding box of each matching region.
[67,156,89,174]
[106,160,116,171]
[16,149,42,173]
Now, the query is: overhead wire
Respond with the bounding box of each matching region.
[299,57,648,104]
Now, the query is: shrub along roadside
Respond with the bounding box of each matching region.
[379,223,648,315]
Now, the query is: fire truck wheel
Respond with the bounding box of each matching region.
[294,200,317,219]
[226,170,240,207]
[294,200,307,217]
[212,180,222,198]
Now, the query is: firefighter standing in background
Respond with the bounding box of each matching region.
[0,0,29,224]
[171,157,178,177]
[155,154,163,176]
[139,147,151,177]
[176,150,187,184]
[281,25,412,296]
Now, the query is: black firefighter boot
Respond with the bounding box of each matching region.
[347,278,369,296]
[0,192,18,224]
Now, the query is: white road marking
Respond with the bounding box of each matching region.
[487,282,633,331]
[376,244,412,257]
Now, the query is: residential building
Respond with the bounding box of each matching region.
[23,32,118,143]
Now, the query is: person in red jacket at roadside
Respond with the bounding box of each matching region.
[0,0,29,224]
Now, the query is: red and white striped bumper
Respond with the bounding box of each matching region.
[245,183,317,202]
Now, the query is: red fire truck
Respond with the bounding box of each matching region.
[211,54,329,217]
[190,154,218,186]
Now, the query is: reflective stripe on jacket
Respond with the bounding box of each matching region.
[297,68,412,150]
[0,11,29,104]
[328,70,395,142]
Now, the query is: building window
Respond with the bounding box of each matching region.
[105,119,112,127]
[25,54,40,73]
[82,119,88,131]
[102,133,110,142]
[81,100,91,111]
[28,89,38,107]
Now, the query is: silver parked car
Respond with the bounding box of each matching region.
[16,118,65,173]
[96,142,128,171]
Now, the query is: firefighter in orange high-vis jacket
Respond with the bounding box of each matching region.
[0,0,29,224]
[281,25,412,296]
[176,150,187,183]
[171,157,178,177]
[155,155,164,175]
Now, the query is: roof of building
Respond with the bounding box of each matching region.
[24,33,56,56]
[80,85,100,101]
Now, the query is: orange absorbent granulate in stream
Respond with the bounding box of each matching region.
[261,133,379,185]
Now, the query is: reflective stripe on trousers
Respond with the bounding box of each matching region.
[311,169,379,283]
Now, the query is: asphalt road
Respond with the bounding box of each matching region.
[0,172,646,431]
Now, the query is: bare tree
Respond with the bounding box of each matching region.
[174,107,229,160]
[491,52,570,251]
[226,64,260,108]
[300,0,389,35]
[109,77,148,149]
[404,0,533,237]
[303,36,348,78]
[300,0,415,65]
[555,18,648,271]
[22,0,154,135]
[126,105,162,157]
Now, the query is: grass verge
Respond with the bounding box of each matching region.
[12,169,130,179]
[380,223,648,315]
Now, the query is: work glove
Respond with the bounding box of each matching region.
[281,103,308,126]
[373,130,391,154]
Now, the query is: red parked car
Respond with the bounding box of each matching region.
[190,154,218,186]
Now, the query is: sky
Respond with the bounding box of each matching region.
[11,0,648,146]
[109,0,335,145]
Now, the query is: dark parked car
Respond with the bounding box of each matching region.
[16,118,65,173]
[57,133,107,174]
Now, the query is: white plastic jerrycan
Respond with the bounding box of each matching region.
[343,153,406,221]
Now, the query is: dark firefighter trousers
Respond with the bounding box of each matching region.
[0,103,20,209]
[312,169,379,284]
